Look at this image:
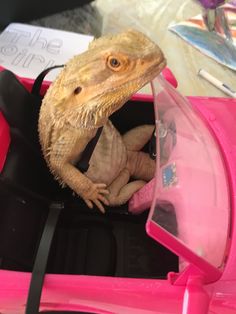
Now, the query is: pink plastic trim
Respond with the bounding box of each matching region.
[182,276,210,314]
[162,67,178,88]
[0,270,185,313]
[146,220,222,283]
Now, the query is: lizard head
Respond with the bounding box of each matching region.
[44,29,166,129]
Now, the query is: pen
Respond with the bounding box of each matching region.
[198,69,236,98]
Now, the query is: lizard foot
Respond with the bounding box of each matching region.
[83,183,110,213]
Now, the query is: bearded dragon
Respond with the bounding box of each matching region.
[38,29,166,213]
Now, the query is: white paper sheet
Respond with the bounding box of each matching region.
[0,23,93,81]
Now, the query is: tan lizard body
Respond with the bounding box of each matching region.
[38,29,166,212]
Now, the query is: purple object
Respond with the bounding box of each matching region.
[194,0,233,40]
[196,0,226,9]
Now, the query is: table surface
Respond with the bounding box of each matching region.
[96,0,236,97]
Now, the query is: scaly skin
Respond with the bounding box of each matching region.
[38,29,166,213]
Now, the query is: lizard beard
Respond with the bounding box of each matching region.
[64,104,112,130]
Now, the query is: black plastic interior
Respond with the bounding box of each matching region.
[0,70,178,278]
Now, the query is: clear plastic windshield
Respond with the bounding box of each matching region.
[148,75,230,269]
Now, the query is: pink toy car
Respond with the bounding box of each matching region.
[0,66,235,314]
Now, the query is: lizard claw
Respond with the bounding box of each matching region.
[83,183,110,213]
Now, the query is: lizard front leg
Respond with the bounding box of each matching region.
[53,161,109,212]
[49,131,109,213]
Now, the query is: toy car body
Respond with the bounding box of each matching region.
[0,67,235,314]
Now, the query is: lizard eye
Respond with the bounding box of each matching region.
[109,58,120,67]
[107,56,121,71]
[74,86,82,95]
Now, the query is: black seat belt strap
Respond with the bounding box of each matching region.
[31,65,64,96]
[25,202,63,314]
[75,126,103,173]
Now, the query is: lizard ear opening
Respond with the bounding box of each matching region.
[74,86,82,95]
